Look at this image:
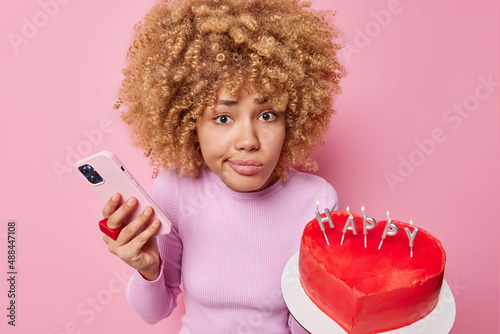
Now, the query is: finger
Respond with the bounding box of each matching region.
[102,234,115,251]
[99,218,123,241]
[102,193,122,219]
[103,234,122,257]
[103,234,111,245]
[128,218,161,250]
[115,206,154,245]
[106,196,138,229]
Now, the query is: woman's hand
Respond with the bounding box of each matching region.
[102,193,161,281]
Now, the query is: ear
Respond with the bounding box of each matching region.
[193,131,199,143]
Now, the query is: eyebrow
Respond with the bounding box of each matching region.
[216,97,270,106]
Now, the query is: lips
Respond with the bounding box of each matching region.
[226,160,263,175]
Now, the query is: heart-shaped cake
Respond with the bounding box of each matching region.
[299,210,446,334]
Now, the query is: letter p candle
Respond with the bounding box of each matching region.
[378,211,399,250]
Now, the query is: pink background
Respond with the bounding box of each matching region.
[1,0,498,333]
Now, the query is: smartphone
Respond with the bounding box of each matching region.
[75,150,172,236]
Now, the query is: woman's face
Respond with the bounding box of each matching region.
[196,88,286,192]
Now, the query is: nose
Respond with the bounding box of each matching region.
[234,120,260,151]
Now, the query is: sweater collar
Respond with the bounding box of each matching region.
[204,167,286,199]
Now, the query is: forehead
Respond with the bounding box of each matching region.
[205,84,287,112]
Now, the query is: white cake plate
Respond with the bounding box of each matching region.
[281,252,456,334]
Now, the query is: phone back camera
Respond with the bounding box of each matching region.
[78,164,104,185]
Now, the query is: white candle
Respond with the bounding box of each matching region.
[341,206,357,245]
[404,220,419,257]
[315,200,331,245]
[378,211,399,250]
[361,206,376,248]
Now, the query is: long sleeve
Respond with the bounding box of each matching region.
[125,172,183,324]
[288,314,310,333]
[124,167,339,333]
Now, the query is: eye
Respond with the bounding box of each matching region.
[259,111,277,122]
[214,115,232,124]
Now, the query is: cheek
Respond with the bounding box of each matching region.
[264,127,286,155]
[199,131,229,158]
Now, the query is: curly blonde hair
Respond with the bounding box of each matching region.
[115,0,346,180]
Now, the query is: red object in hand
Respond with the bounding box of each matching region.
[99,218,123,240]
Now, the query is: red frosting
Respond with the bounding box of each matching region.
[299,210,446,334]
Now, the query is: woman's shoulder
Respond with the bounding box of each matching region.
[151,170,182,226]
[285,168,339,209]
[286,168,333,188]
[152,170,179,200]
[152,168,215,210]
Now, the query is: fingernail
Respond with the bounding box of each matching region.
[112,193,119,201]
[152,220,159,227]
[127,197,135,206]
[144,207,152,215]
